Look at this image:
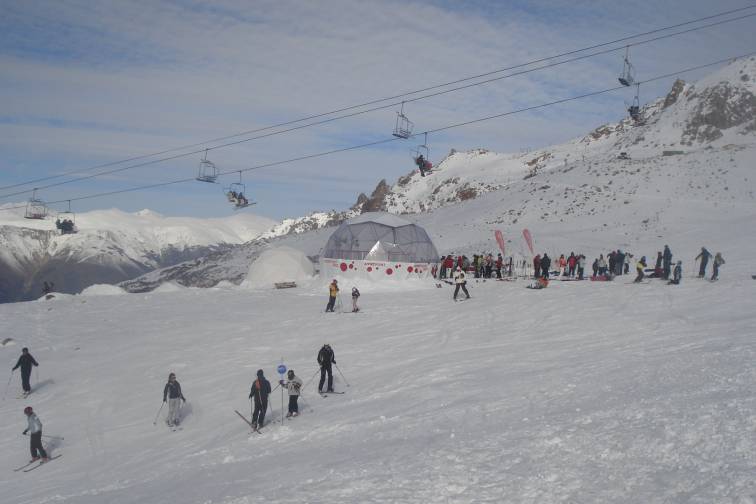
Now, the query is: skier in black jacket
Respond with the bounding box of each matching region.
[695,247,712,278]
[317,344,336,393]
[540,254,551,279]
[162,373,186,427]
[12,348,39,395]
[662,245,673,280]
[249,369,271,430]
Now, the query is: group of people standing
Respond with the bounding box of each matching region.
[247,344,336,431]
[325,280,360,313]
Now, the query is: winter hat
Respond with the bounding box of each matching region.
[287,370,295,379]
[257,369,264,378]
[22,347,29,353]
[24,406,33,415]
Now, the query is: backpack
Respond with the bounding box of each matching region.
[352,287,360,298]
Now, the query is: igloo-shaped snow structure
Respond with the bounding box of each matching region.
[320,212,439,280]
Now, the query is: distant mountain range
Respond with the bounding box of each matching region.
[0,208,275,302]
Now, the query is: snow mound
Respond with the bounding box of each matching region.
[80,284,127,297]
[152,282,186,294]
[242,246,315,289]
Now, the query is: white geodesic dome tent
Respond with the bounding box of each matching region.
[320,212,439,280]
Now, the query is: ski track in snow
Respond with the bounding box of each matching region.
[1,274,756,504]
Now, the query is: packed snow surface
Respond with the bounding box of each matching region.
[1,270,755,503]
[79,284,127,297]
[242,246,315,289]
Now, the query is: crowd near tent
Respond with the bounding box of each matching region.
[320,212,439,280]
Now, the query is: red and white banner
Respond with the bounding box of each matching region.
[522,228,534,256]
[494,230,506,257]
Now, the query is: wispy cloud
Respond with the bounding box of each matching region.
[1,0,755,219]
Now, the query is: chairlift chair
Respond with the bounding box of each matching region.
[56,200,77,234]
[627,84,641,122]
[224,172,255,210]
[392,102,414,139]
[196,149,219,183]
[411,132,432,176]
[618,46,635,87]
[24,189,48,220]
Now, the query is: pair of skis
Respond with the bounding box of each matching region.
[14,455,62,472]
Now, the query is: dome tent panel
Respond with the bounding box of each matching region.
[321,212,439,281]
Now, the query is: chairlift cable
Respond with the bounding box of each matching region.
[3,12,754,202]
[1,6,755,193]
[1,50,752,213]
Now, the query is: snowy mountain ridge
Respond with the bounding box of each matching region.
[0,207,275,302]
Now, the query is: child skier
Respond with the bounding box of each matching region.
[22,406,49,462]
[162,373,186,427]
[280,370,303,417]
[711,253,725,281]
[668,261,682,285]
[351,287,360,312]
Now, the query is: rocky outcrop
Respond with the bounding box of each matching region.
[682,82,756,144]
[361,179,391,213]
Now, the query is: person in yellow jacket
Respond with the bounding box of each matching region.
[634,256,647,283]
[325,279,339,312]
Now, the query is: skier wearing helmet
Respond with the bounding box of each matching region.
[162,373,186,427]
[452,266,470,301]
[325,279,339,312]
[280,370,303,417]
[22,406,48,462]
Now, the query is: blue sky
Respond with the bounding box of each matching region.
[1,0,755,220]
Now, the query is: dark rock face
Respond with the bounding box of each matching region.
[361,179,390,213]
[663,79,686,109]
[683,82,756,144]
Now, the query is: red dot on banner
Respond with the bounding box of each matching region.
[386,268,393,275]
[348,264,354,269]
[340,263,347,272]
[407,266,414,273]
[367,267,373,272]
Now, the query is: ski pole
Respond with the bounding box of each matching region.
[298,393,314,413]
[303,368,319,390]
[152,402,165,426]
[2,370,13,401]
[334,363,350,387]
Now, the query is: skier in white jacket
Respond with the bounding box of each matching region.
[453,266,470,301]
[22,406,48,462]
[280,370,303,417]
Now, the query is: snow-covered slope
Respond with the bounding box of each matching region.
[1,254,755,503]
[0,207,276,302]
